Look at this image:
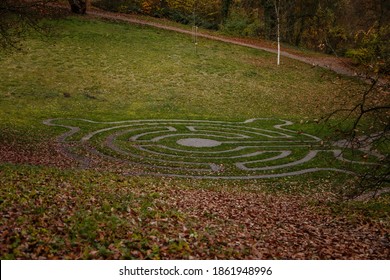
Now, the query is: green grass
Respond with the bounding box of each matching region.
[0,17,363,135]
[0,16,388,259]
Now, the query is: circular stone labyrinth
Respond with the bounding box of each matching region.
[177,138,222,148]
[43,118,376,179]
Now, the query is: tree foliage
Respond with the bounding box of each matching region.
[93,0,222,28]
[68,0,87,14]
[92,0,389,70]
[0,0,51,49]
[0,0,89,49]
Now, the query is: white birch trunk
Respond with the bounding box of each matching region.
[274,0,281,66]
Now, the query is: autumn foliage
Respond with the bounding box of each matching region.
[1,164,389,259]
[92,0,389,71]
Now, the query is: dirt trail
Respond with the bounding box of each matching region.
[86,8,358,78]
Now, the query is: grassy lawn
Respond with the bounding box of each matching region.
[0,17,360,128]
[0,16,388,259]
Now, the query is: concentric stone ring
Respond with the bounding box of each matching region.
[43,118,373,179]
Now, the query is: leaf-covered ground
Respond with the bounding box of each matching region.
[1,163,389,259]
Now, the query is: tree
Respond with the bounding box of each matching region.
[0,0,54,49]
[325,25,389,198]
[221,0,233,23]
[0,0,89,50]
[68,0,87,14]
[273,0,280,65]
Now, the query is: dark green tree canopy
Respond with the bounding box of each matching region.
[68,0,87,14]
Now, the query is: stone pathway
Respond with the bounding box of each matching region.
[44,118,377,179]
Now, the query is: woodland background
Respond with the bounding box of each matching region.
[93,0,389,74]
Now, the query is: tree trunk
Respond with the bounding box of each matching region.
[274,0,281,65]
[221,0,232,23]
[68,0,87,15]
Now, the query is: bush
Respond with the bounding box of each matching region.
[92,0,221,29]
[220,8,261,37]
[93,0,142,14]
[346,25,390,74]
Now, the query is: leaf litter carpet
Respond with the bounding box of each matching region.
[0,118,389,259]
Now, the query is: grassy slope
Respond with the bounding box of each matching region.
[0,17,362,133]
[0,16,388,260]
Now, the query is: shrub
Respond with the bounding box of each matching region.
[220,8,261,37]
[346,25,390,74]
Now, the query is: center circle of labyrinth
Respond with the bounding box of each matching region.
[177,138,222,148]
[43,118,361,179]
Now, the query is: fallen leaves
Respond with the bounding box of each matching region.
[0,165,389,260]
[0,141,77,169]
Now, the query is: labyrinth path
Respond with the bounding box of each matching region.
[43,118,375,179]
